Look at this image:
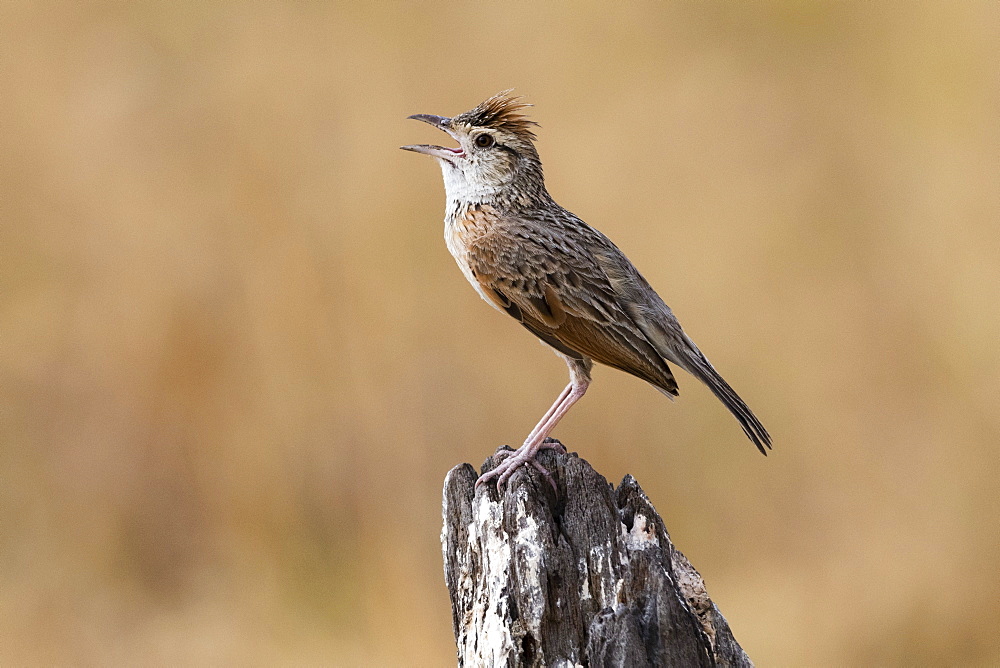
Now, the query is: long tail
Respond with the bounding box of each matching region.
[682,348,772,455]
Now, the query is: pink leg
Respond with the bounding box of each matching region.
[523,384,572,445]
[477,356,592,492]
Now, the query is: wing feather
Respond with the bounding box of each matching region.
[469,222,679,395]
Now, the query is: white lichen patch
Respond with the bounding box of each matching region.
[623,512,659,550]
[459,492,515,666]
[585,542,623,609]
[578,556,592,601]
[512,498,545,637]
[614,575,626,605]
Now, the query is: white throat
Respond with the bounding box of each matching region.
[439,159,500,206]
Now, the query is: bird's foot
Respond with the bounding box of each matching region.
[476,438,565,493]
[493,438,567,462]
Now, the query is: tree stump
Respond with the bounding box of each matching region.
[441,443,752,667]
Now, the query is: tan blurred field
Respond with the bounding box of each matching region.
[2,2,998,665]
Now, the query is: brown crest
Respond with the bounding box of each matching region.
[454,90,538,140]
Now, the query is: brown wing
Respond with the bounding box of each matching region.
[468,220,679,396]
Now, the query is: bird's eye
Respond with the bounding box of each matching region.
[474,134,495,148]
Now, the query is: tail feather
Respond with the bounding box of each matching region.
[610,293,771,453]
[685,351,772,455]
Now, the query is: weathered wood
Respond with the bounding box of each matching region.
[442,443,752,667]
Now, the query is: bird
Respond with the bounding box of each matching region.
[401,91,770,491]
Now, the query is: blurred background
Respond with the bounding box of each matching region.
[2,1,998,665]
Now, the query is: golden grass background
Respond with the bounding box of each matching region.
[2,2,998,664]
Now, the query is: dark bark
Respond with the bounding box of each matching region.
[441,443,752,667]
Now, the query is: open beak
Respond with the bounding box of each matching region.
[401,114,465,160]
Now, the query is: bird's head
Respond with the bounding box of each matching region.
[401,90,546,205]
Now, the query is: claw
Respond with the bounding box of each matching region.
[528,458,559,492]
[541,437,567,454]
